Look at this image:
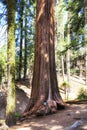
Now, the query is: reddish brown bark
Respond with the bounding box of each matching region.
[25,0,65,116]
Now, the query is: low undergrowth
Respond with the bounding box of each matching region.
[76,88,87,100]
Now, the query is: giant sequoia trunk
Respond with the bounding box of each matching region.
[25,0,65,116]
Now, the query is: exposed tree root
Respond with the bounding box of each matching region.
[66,99,87,104]
[20,99,65,121]
[36,100,57,116]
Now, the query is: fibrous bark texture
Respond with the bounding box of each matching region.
[25,0,65,116]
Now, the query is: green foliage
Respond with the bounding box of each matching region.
[66,0,84,33]
[60,81,70,88]
[14,112,21,120]
[70,68,79,75]
[76,88,87,100]
[63,0,85,53]
[60,81,70,100]
[55,0,85,80]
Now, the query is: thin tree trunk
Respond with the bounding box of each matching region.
[79,60,83,78]
[19,1,24,79]
[6,0,16,126]
[66,11,71,83]
[85,44,87,84]
[61,55,65,81]
[66,49,70,82]
[84,0,87,84]
[24,5,28,79]
[55,0,65,82]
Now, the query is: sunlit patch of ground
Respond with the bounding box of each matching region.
[58,75,87,100]
[10,103,87,130]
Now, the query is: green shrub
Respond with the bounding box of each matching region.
[76,88,87,100]
[70,68,76,75]
[60,81,70,100]
[60,81,70,89]
[70,68,79,75]
[15,113,21,120]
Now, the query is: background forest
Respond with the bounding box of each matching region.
[0,0,87,128]
[0,0,87,86]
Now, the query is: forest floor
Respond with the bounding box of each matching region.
[0,75,87,130]
[10,103,87,130]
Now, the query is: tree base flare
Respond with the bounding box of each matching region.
[21,99,65,119]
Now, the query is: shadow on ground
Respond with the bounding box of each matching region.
[10,103,87,130]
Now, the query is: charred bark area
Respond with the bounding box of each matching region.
[25,0,65,116]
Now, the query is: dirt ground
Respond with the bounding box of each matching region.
[0,76,87,130]
[10,103,87,130]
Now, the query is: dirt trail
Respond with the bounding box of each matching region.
[10,103,87,130]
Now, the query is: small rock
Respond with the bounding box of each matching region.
[63,120,83,130]
[70,120,83,129]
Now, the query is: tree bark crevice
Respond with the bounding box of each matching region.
[24,0,65,117]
